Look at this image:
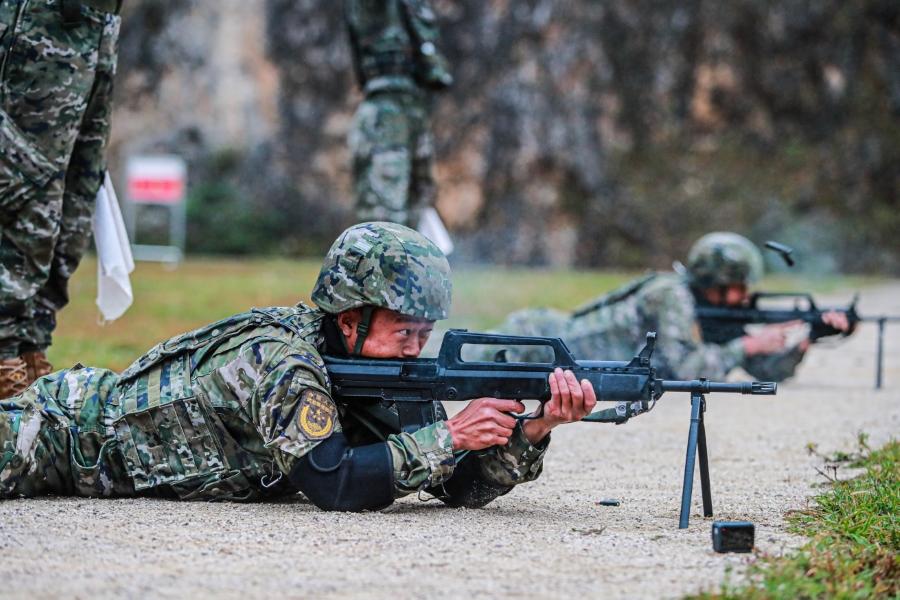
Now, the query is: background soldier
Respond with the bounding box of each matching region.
[0,0,122,397]
[487,232,852,382]
[0,222,594,508]
[345,0,452,228]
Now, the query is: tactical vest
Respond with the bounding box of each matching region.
[345,0,452,93]
[110,305,325,501]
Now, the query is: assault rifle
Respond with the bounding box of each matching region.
[324,329,777,528]
[695,293,900,389]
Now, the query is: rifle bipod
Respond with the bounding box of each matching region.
[679,390,713,529]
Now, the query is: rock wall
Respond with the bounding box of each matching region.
[109,0,900,272]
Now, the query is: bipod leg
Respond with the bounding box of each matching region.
[875,318,885,390]
[679,391,705,529]
[697,397,713,518]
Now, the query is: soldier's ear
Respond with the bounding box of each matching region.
[336,309,361,337]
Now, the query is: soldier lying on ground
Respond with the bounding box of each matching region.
[487,232,852,382]
[0,222,594,509]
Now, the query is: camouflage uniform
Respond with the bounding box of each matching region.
[489,233,805,382]
[1,223,547,505]
[0,0,121,363]
[0,305,546,501]
[345,0,452,228]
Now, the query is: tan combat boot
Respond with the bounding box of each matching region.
[22,351,53,383]
[0,357,29,399]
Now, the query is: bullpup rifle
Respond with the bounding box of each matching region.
[324,329,777,528]
[695,293,900,389]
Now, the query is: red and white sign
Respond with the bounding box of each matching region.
[126,156,187,205]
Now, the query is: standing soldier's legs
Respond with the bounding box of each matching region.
[350,93,414,226]
[0,366,132,498]
[0,1,115,393]
[23,11,121,371]
[0,152,64,396]
[408,98,437,229]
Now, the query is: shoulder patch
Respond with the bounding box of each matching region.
[297,389,337,440]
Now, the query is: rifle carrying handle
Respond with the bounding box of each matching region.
[748,291,818,310]
[438,329,578,369]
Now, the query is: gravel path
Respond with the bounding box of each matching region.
[1,283,898,600]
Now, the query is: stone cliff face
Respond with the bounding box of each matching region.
[111,0,900,272]
[115,0,279,155]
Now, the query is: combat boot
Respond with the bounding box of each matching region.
[22,351,53,383]
[0,357,29,398]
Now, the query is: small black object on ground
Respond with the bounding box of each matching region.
[711,521,754,553]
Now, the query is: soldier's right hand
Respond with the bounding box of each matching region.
[445,399,525,451]
[742,320,802,356]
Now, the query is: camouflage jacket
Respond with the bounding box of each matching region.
[345,0,452,95]
[109,304,546,502]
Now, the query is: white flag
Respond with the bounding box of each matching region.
[417,207,454,256]
[92,172,135,321]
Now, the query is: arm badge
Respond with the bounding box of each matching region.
[297,389,337,440]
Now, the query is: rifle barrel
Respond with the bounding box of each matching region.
[659,380,777,395]
[860,315,900,323]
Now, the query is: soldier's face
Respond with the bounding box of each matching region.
[703,284,749,306]
[338,308,435,358]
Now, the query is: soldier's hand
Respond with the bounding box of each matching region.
[822,310,853,334]
[522,368,597,444]
[743,321,801,356]
[445,398,525,451]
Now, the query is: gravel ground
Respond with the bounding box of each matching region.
[1,283,898,600]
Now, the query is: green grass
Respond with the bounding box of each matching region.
[49,256,881,372]
[692,436,900,599]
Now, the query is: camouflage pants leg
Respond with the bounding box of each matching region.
[0,113,62,357]
[0,1,121,357]
[350,91,435,228]
[28,9,120,352]
[0,366,133,498]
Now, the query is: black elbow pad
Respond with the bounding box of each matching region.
[288,432,394,512]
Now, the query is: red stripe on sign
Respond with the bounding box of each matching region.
[128,178,185,203]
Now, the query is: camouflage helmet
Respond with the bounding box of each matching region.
[311,222,452,321]
[686,232,764,288]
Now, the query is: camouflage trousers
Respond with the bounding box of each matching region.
[0,0,121,358]
[349,90,436,229]
[0,366,133,497]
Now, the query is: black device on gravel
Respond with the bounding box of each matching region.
[712,521,755,553]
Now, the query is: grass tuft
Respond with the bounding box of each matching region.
[692,438,900,599]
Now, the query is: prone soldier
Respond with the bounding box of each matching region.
[0,222,596,508]
[488,232,853,382]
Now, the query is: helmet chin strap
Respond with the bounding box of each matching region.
[352,305,375,356]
